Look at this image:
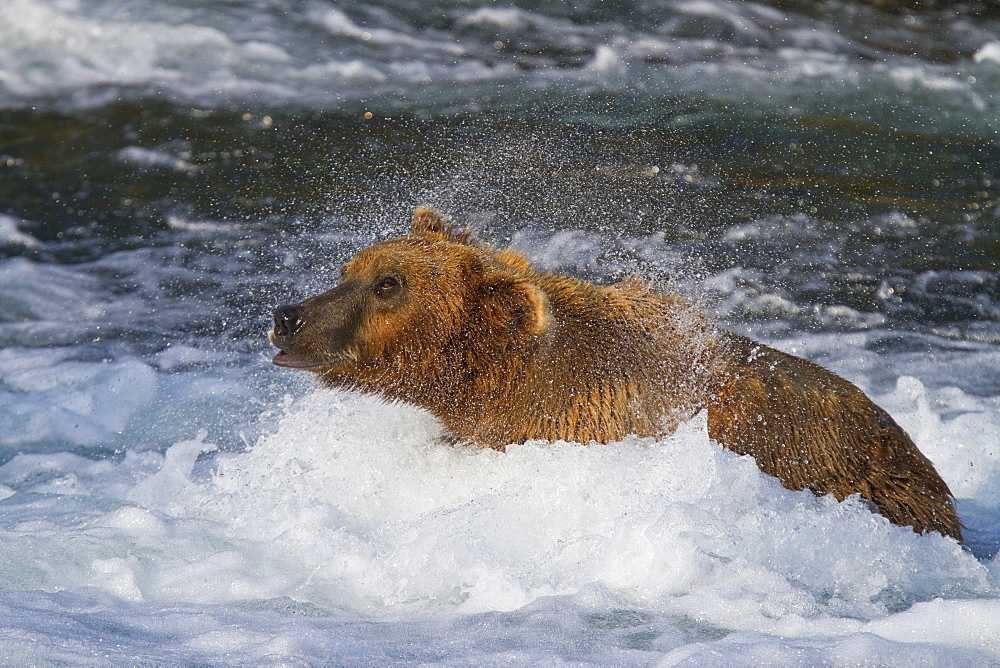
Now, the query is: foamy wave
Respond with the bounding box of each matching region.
[0,215,43,250]
[1,388,992,618]
[117,147,198,173]
[0,0,993,134]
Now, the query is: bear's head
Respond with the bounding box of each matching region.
[269,207,552,404]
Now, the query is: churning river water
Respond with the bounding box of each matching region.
[2,0,1000,664]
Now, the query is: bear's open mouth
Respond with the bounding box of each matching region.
[272,350,321,369]
[272,349,357,369]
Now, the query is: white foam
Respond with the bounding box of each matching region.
[117,146,197,173]
[6,389,992,611]
[458,7,551,31]
[0,348,157,449]
[866,597,1000,658]
[587,46,627,79]
[0,215,43,249]
[973,41,1000,65]
[0,257,113,346]
[0,359,996,663]
[0,0,992,140]
[879,376,1000,506]
[306,5,462,57]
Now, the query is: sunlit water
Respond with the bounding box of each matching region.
[2,0,1000,664]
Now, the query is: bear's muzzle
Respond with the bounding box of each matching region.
[270,283,367,370]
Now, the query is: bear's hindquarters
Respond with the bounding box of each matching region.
[705,335,962,541]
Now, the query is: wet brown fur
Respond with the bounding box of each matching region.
[271,207,962,541]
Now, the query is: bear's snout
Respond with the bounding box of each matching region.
[272,303,305,342]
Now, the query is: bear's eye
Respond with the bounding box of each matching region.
[373,276,402,298]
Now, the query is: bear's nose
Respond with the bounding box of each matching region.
[272,303,305,340]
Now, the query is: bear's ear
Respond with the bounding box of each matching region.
[481,274,553,337]
[411,206,475,245]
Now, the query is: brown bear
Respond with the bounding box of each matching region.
[270,207,962,542]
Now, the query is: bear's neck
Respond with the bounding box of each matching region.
[427,276,727,449]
